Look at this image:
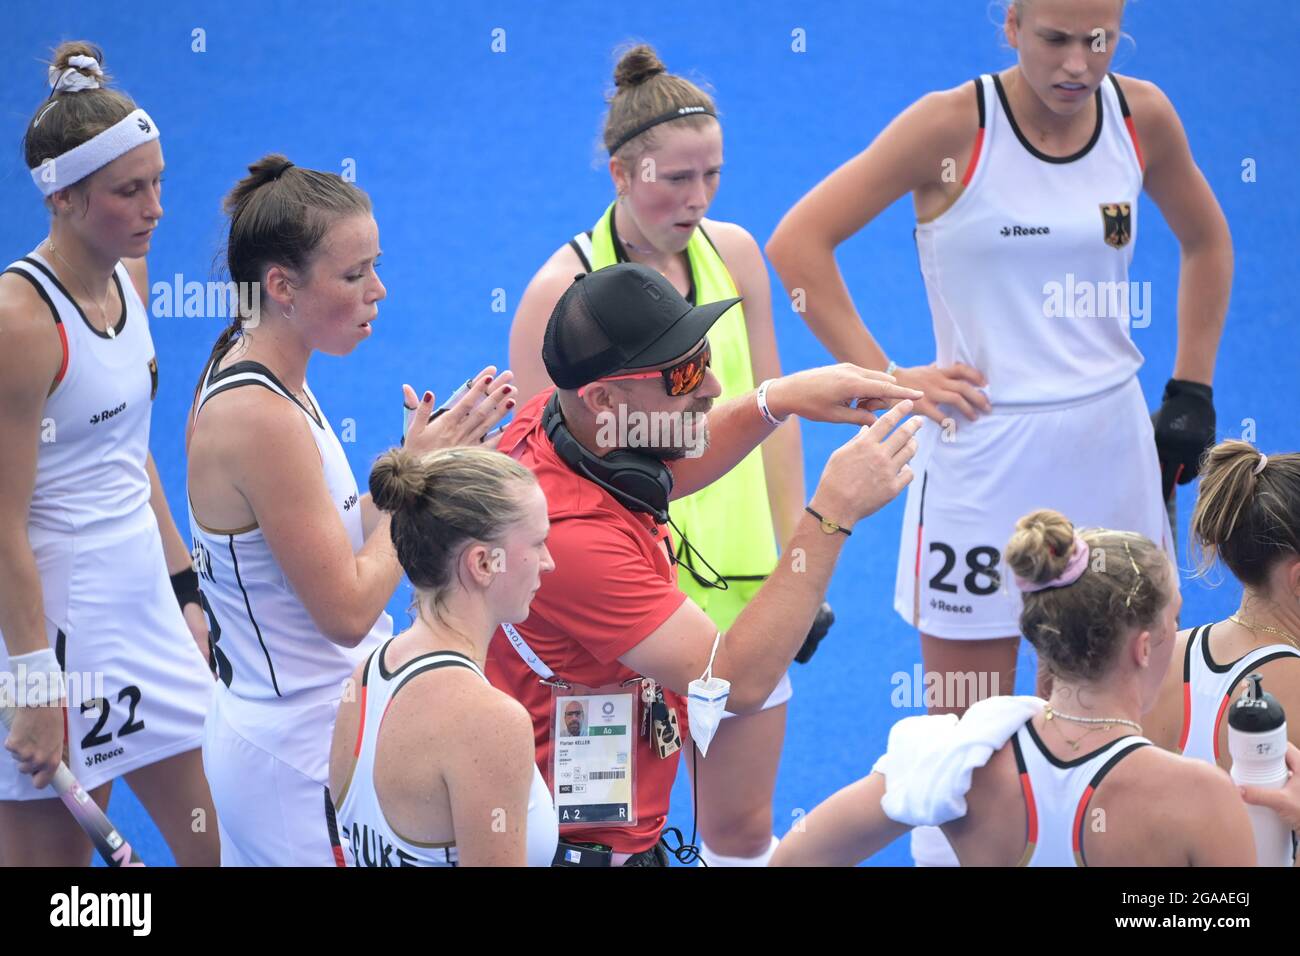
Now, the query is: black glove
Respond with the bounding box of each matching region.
[795,602,835,665]
[1151,378,1215,501]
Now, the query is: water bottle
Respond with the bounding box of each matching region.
[1228,673,1293,867]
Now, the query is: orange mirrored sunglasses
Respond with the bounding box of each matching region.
[582,340,711,397]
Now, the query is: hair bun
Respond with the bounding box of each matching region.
[369,449,429,515]
[613,44,667,89]
[1005,508,1076,586]
[246,153,294,185]
[221,153,295,216]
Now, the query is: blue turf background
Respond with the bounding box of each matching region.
[2,1,1297,866]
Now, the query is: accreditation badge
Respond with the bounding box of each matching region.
[549,683,637,828]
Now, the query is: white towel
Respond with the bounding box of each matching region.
[871,696,1045,827]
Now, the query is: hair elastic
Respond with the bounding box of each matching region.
[1254,453,1268,475]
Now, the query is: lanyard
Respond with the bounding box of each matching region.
[501,622,557,681]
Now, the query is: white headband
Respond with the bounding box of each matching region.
[29,108,160,197]
[48,54,104,94]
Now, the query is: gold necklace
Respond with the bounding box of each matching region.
[1043,704,1142,752]
[45,238,115,339]
[1228,613,1300,652]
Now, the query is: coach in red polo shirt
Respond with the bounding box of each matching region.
[486,263,922,866]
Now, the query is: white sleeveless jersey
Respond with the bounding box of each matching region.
[1009,720,1150,866]
[336,641,558,867]
[3,252,156,535]
[1177,623,1300,765]
[915,73,1146,406]
[189,355,390,713]
[0,252,213,802]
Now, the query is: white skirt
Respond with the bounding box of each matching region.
[893,376,1174,640]
[203,689,345,867]
[0,509,214,799]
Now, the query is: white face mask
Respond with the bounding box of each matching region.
[687,632,730,757]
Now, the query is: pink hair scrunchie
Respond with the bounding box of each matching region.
[1014,534,1089,593]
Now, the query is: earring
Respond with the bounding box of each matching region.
[284,302,296,320]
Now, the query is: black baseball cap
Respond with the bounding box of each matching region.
[542,262,741,389]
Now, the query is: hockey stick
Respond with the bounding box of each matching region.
[0,705,145,866]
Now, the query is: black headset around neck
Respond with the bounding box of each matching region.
[542,390,674,524]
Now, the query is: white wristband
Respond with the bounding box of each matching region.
[885,360,899,376]
[6,647,66,708]
[756,379,787,427]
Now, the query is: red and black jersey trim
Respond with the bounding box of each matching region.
[21,255,127,339]
[1179,623,1300,756]
[1108,73,1145,170]
[353,646,380,758]
[912,471,930,627]
[3,266,70,387]
[51,627,73,748]
[324,786,347,867]
[1213,650,1300,763]
[962,77,987,187]
[1072,739,1150,866]
[1176,623,1209,752]
[1010,731,1039,866]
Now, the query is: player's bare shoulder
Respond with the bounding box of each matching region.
[0,269,63,389]
[394,664,533,762]
[195,374,312,456]
[699,218,756,253]
[327,657,369,796]
[1144,626,1193,749]
[536,240,589,284]
[901,81,985,211]
[698,219,764,280]
[516,240,589,321]
[911,81,984,177]
[1110,73,1182,165]
[1109,73,1169,115]
[1116,743,1238,828]
[1075,742,1234,865]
